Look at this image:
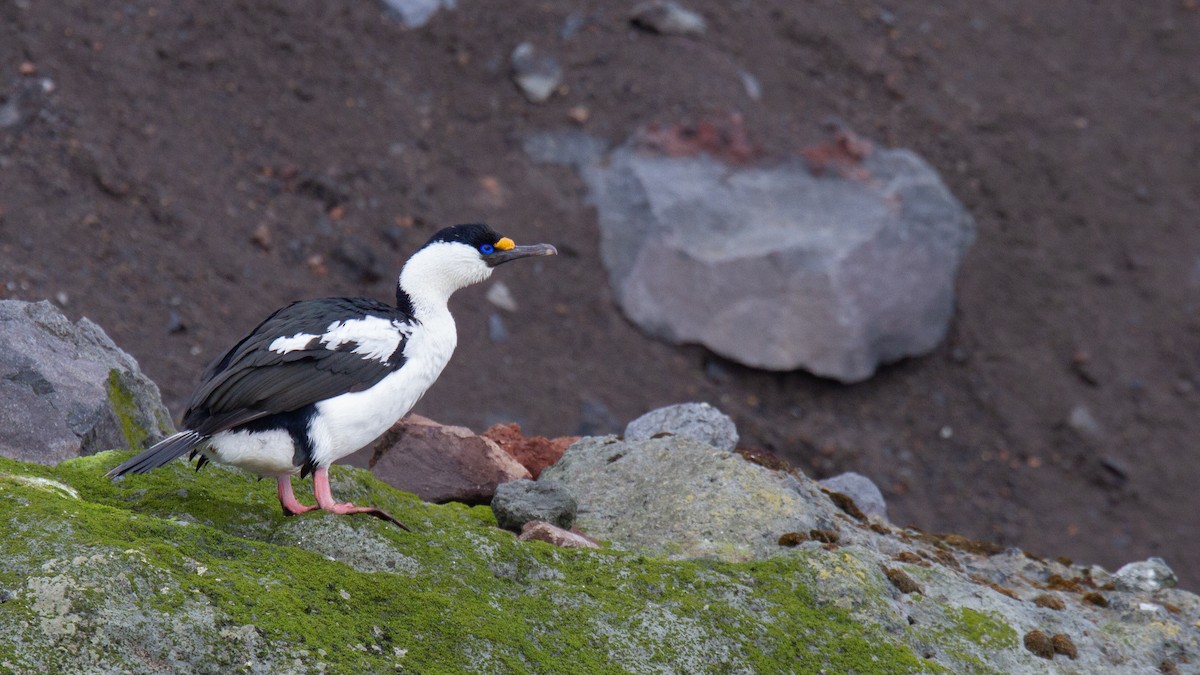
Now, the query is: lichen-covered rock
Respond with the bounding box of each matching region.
[623,402,739,451]
[0,453,939,674]
[539,435,837,561]
[0,300,173,465]
[538,434,1200,673]
[2,450,1199,673]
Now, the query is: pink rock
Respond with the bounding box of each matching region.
[356,415,531,504]
[518,520,600,549]
[482,422,578,479]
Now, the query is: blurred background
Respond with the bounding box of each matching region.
[1,2,1197,584]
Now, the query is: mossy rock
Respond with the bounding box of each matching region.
[0,452,946,674]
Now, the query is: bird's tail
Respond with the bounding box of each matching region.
[105,430,208,478]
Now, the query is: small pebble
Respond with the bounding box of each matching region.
[487,313,507,343]
[630,0,706,35]
[511,42,562,103]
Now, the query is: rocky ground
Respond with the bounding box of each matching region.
[1,0,1198,588]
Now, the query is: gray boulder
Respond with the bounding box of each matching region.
[537,433,1200,673]
[491,479,578,532]
[1112,557,1178,593]
[528,131,975,382]
[0,300,172,465]
[540,435,836,561]
[624,401,739,451]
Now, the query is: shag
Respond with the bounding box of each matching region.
[106,223,556,527]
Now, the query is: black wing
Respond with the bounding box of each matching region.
[183,297,413,435]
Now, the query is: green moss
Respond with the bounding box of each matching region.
[951,608,1018,649]
[0,452,945,673]
[105,369,150,451]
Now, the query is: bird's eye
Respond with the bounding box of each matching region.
[479,243,495,255]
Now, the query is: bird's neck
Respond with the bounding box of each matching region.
[395,247,492,320]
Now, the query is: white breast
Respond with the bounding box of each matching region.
[307,310,458,466]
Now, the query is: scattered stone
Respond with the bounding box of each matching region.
[1023,629,1055,659]
[0,589,15,603]
[820,472,888,520]
[0,100,19,129]
[510,42,562,104]
[487,313,507,343]
[485,280,518,312]
[530,126,975,381]
[884,566,923,594]
[361,415,531,504]
[0,300,172,465]
[559,12,588,39]
[481,422,576,479]
[738,70,762,100]
[623,402,739,451]
[567,105,590,125]
[1113,557,1178,593]
[518,520,600,549]
[491,479,578,532]
[380,0,456,28]
[630,1,707,36]
[1067,403,1104,439]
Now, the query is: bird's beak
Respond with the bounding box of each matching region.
[484,240,558,267]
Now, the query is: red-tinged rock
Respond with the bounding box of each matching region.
[518,521,600,549]
[800,124,875,181]
[637,111,758,164]
[365,415,531,504]
[482,422,578,479]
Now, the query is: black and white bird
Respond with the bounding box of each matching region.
[106,223,556,527]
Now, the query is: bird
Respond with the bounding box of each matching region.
[106,223,557,528]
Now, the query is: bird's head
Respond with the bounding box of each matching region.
[399,223,557,307]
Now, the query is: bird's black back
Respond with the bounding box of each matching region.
[184,296,414,436]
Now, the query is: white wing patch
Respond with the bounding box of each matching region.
[269,333,319,354]
[319,316,411,363]
[268,316,411,363]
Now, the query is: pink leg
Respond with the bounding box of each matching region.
[277,475,317,516]
[312,466,409,530]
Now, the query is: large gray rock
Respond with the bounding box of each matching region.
[540,435,835,561]
[0,300,172,465]
[624,402,739,451]
[536,433,1200,673]
[527,131,975,382]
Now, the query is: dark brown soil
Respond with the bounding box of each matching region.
[2,2,1198,584]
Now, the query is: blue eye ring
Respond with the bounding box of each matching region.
[480,243,495,255]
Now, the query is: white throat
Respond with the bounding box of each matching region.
[398,241,493,318]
